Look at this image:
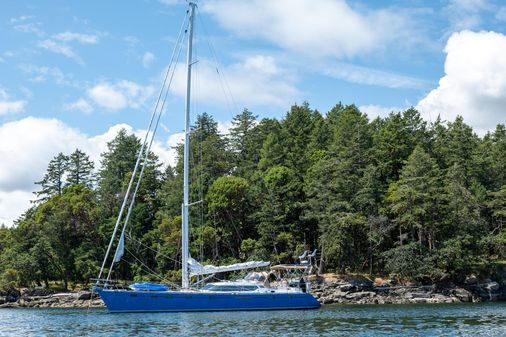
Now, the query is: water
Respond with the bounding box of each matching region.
[0,303,504,337]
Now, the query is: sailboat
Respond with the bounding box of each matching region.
[93,2,320,312]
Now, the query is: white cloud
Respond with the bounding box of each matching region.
[359,105,403,120]
[53,31,99,44]
[217,121,232,136]
[0,118,89,193]
[13,22,45,37]
[37,31,99,64]
[164,132,184,167]
[142,52,155,68]
[417,30,506,135]
[38,39,82,63]
[0,117,176,227]
[0,190,33,227]
[203,0,410,59]
[445,0,491,32]
[0,89,27,116]
[65,99,94,114]
[19,64,76,86]
[88,83,127,110]
[87,80,154,110]
[170,55,299,108]
[10,15,33,24]
[325,63,428,89]
[0,101,26,116]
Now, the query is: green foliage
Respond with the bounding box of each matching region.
[387,146,442,251]
[34,152,68,201]
[67,148,95,188]
[382,243,424,279]
[2,106,504,287]
[207,176,250,257]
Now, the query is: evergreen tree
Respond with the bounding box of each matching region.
[97,129,141,217]
[281,102,317,178]
[66,148,95,187]
[207,176,250,257]
[386,146,442,251]
[432,116,479,186]
[228,109,258,178]
[34,153,69,202]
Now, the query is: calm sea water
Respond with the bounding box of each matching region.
[0,303,504,337]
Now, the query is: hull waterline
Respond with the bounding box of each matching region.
[96,288,321,313]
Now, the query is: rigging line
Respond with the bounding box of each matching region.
[123,246,181,289]
[125,232,181,265]
[107,35,187,281]
[105,11,189,281]
[196,7,239,114]
[107,28,188,279]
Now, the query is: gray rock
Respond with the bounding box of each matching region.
[452,288,472,302]
[321,296,334,304]
[75,292,89,300]
[5,295,18,303]
[407,292,431,299]
[338,283,356,292]
[345,291,376,300]
[40,297,59,305]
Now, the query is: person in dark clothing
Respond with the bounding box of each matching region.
[299,277,307,293]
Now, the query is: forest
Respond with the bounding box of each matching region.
[0,103,505,289]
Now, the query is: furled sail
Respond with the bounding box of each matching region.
[113,232,125,263]
[188,257,270,276]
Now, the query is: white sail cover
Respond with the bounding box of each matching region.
[188,257,270,276]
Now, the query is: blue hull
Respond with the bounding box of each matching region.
[96,288,320,312]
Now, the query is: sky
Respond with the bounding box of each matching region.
[1,0,506,226]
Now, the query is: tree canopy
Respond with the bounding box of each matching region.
[1,104,505,289]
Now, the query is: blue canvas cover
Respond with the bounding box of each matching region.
[128,282,169,291]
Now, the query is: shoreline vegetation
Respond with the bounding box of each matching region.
[1,104,506,301]
[1,273,504,309]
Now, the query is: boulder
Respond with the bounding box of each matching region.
[338,283,356,292]
[24,288,56,297]
[40,297,59,305]
[345,291,376,300]
[2,286,20,303]
[407,292,431,299]
[321,296,334,304]
[76,291,91,301]
[452,288,472,302]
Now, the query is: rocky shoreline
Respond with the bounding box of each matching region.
[311,275,506,305]
[0,288,104,309]
[0,276,504,308]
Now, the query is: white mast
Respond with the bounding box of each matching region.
[182,1,196,289]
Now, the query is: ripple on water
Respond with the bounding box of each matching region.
[0,302,504,337]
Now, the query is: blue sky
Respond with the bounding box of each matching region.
[1,0,506,226]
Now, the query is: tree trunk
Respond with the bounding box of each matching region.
[318,242,325,274]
